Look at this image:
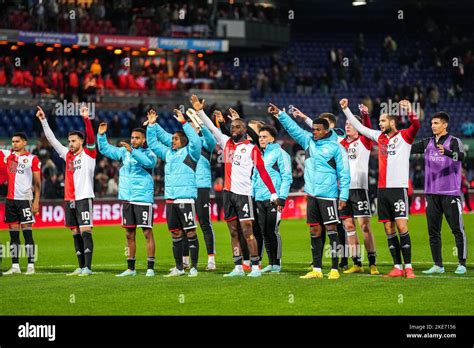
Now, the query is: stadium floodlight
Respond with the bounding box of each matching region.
[352,0,367,6]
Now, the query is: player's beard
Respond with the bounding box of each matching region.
[232,133,245,143]
[382,126,392,135]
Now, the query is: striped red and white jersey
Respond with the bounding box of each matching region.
[41,117,97,201]
[340,136,372,189]
[197,109,276,197]
[222,137,276,196]
[343,108,420,189]
[0,150,40,200]
[376,128,417,188]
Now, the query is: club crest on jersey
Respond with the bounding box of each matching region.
[23,158,28,164]
[393,138,399,143]
[241,148,246,153]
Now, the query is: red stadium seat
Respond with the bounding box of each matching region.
[69,72,79,88]
[12,70,24,86]
[118,74,128,89]
[22,71,33,87]
[0,69,6,86]
[105,76,117,90]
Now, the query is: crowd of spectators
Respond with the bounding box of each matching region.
[0,0,286,37]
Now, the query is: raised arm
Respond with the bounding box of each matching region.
[270,105,311,150]
[97,123,124,161]
[359,104,372,128]
[190,95,229,147]
[179,114,202,162]
[340,99,381,142]
[131,147,157,169]
[277,149,293,204]
[399,100,421,144]
[144,109,172,147]
[81,105,97,159]
[146,123,170,160]
[201,125,217,152]
[36,106,68,159]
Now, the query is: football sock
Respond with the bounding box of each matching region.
[188,237,199,269]
[9,229,20,264]
[127,258,136,271]
[311,235,323,269]
[182,235,189,257]
[233,254,243,266]
[399,232,412,265]
[250,255,260,267]
[368,251,376,266]
[337,223,347,265]
[72,233,85,268]
[352,255,362,267]
[327,230,340,270]
[22,228,35,264]
[172,237,184,271]
[81,231,93,269]
[147,257,155,270]
[387,233,402,266]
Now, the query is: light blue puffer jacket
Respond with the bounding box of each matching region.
[252,142,293,202]
[146,122,201,200]
[97,133,157,203]
[278,111,350,201]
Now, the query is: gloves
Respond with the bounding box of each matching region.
[278,198,286,208]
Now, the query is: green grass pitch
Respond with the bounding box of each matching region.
[1,215,473,315]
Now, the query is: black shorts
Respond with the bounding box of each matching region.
[307,196,340,226]
[377,188,409,222]
[166,201,197,231]
[223,191,254,222]
[4,199,35,224]
[339,189,372,219]
[65,198,93,228]
[122,202,153,228]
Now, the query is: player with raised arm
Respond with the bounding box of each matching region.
[145,109,218,271]
[216,109,265,270]
[191,94,278,278]
[339,104,379,275]
[252,125,292,273]
[340,98,420,278]
[36,105,96,276]
[411,112,467,275]
[97,122,157,277]
[268,103,350,280]
[2,133,41,275]
[293,107,349,270]
[146,109,202,277]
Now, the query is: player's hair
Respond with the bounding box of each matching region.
[232,118,247,128]
[431,111,449,123]
[68,131,85,140]
[174,130,188,146]
[259,125,277,139]
[12,132,27,141]
[313,118,330,130]
[131,128,146,136]
[381,113,398,126]
[319,112,337,125]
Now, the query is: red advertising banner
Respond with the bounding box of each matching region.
[90,34,150,48]
[0,193,471,229]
